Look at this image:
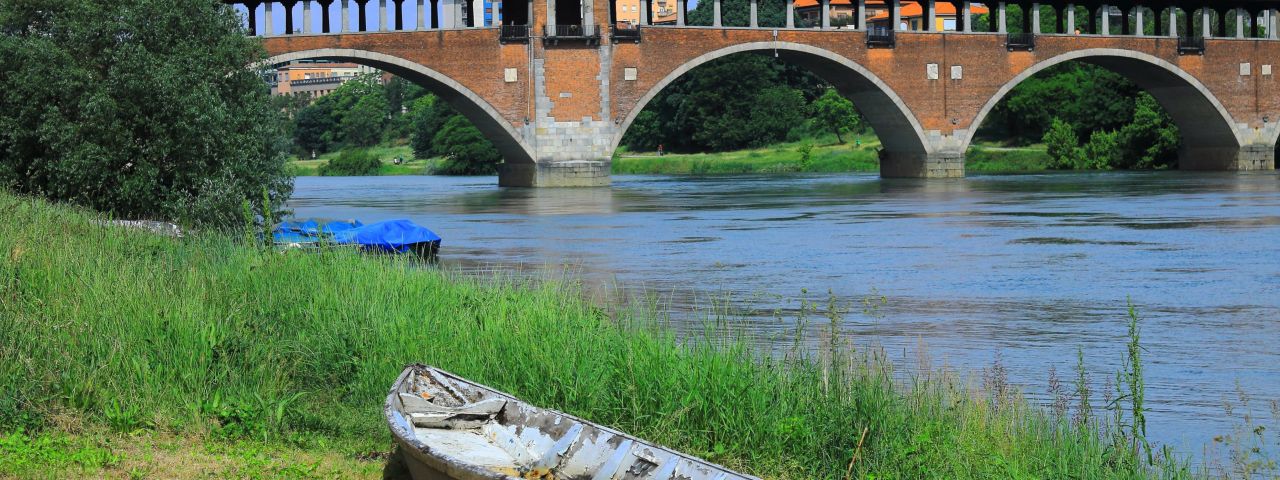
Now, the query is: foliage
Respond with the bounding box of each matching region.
[796,142,814,171]
[980,63,1143,145]
[294,102,337,156]
[339,89,389,148]
[1043,118,1082,169]
[0,0,291,226]
[622,55,814,153]
[0,191,1203,479]
[809,89,862,144]
[409,95,456,159]
[1080,130,1119,170]
[317,149,382,176]
[1116,93,1180,169]
[431,116,501,175]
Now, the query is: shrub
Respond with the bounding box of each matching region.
[1043,118,1081,169]
[0,0,291,227]
[1080,130,1119,170]
[318,150,382,176]
[430,116,502,175]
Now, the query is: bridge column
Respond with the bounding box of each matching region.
[1168,7,1177,36]
[379,0,387,30]
[786,0,794,27]
[714,0,722,27]
[473,0,483,27]
[1134,6,1143,36]
[1201,8,1211,37]
[996,2,1005,33]
[677,0,684,25]
[341,0,349,31]
[856,0,865,29]
[303,1,312,33]
[1271,8,1278,39]
[821,0,829,28]
[1030,2,1040,33]
[961,0,970,31]
[263,1,274,36]
[880,150,965,178]
[416,0,426,28]
[640,0,649,25]
[924,0,935,31]
[1100,4,1109,34]
[749,0,757,27]
[1066,3,1074,33]
[891,0,901,30]
[1236,9,1245,38]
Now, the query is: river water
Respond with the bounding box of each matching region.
[289,171,1280,459]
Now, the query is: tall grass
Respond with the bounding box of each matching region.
[0,191,1195,478]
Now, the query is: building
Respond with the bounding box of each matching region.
[271,62,379,100]
[615,0,678,26]
[794,0,988,30]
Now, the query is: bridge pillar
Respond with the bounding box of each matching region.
[786,0,794,28]
[996,2,1005,33]
[303,1,313,33]
[263,1,274,36]
[892,0,901,30]
[1066,3,1075,33]
[1181,144,1277,171]
[880,151,965,178]
[1030,2,1040,34]
[960,1,970,32]
[857,0,866,29]
[1201,8,1211,37]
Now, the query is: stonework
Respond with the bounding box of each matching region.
[259,28,1280,185]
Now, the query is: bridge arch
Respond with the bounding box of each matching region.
[612,42,935,169]
[263,49,535,164]
[964,49,1244,169]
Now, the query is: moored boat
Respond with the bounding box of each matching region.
[385,365,760,480]
[332,219,441,256]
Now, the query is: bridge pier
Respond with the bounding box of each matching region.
[499,162,611,187]
[879,151,965,178]
[1181,144,1277,171]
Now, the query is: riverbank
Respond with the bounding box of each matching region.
[288,145,430,176]
[1,191,1193,478]
[614,138,1053,175]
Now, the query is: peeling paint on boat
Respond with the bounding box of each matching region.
[385,365,760,480]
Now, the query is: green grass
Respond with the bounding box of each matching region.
[0,190,1200,479]
[613,135,881,175]
[288,145,432,176]
[965,143,1055,173]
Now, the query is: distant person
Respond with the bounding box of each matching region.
[394,156,403,165]
[657,144,664,156]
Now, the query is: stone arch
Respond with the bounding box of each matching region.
[611,42,934,171]
[966,49,1244,169]
[263,49,535,164]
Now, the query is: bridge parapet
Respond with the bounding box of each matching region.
[237,0,1279,185]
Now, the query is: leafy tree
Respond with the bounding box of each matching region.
[341,91,389,147]
[294,102,336,155]
[318,149,382,176]
[432,116,501,175]
[1043,118,1080,169]
[1080,130,1119,170]
[409,95,456,159]
[1116,93,1179,169]
[981,63,1140,145]
[0,0,290,226]
[810,89,861,144]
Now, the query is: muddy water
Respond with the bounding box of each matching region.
[289,171,1280,458]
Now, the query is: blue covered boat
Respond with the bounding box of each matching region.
[332,219,442,256]
[272,219,364,246]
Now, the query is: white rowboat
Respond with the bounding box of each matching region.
[384,365,761,480]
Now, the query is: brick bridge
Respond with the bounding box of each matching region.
[231,0,1280,186]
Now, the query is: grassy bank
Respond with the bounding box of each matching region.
[1,191,1193,478]
[614,137,1055,175]
[288,145,430,176]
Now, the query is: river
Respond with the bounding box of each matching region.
[288,171,1280,459]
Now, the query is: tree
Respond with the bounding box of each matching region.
[1043,118,1080,169]
[1080,130,1119,170]
[294,102,336,155]
[408,95,456,159]
[341,91,389,147]
[0,0,290,226]
[431,116,501,175]
[810,89,861,144]
[1116,93,1179,169]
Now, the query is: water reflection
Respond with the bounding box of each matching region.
[289,171,1280,459]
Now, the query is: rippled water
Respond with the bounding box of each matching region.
[289,171,1280,457]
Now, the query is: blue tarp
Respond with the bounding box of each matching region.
[274,219,363,237]
[332,219,442,253]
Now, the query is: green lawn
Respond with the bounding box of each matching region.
[614,136,1056,175]
[288,145,434,176]
[0,190,1203,478]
